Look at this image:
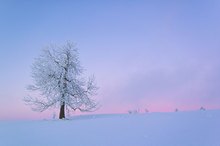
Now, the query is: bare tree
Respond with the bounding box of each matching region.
[24,42,98,119]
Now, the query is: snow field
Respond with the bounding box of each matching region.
[0,110,220,146]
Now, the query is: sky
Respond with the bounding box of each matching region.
[0,0,220,120]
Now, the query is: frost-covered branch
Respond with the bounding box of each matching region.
[24,96,57,112]
[24,42,99,119]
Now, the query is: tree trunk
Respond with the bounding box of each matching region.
[59,103,65,119]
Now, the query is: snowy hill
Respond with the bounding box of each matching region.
[0,110,220,146]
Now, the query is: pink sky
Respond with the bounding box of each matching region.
[1,1,220,120]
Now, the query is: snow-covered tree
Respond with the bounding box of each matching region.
[24,42,98,119]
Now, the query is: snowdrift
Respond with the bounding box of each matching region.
[0,110,220,146]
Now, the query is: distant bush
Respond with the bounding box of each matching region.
[145,109,149,113]
[200,107,206,111]
[128,109,139,114]
[175,108,179,112]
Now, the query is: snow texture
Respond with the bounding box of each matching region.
[0,110,220,146]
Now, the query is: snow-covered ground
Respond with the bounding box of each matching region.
[0,110,220,146]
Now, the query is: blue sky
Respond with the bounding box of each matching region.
[1,0,220,119]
